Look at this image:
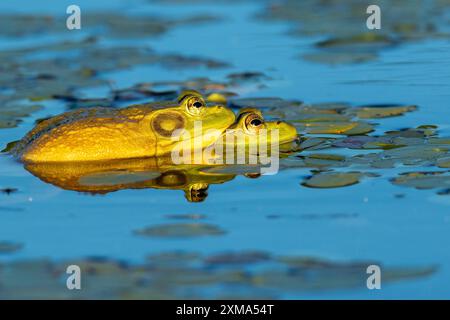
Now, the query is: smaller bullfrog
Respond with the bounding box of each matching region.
[197,108,298,163]
[12,91,236,163]
[223,108,298,146]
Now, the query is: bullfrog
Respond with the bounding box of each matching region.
[222,107,298,146]
[196,108,298,166]
[12,91,236,163]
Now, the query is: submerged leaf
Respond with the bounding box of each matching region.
[133,223,226,238]
[0,241,23,254]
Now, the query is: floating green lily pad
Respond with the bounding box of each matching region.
[299,121,374,135]
[302,171,364,188]
[353,104,417,119]
[392,171,450,190]
[302,154,347,168]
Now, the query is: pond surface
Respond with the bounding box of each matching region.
[0,0,449,299]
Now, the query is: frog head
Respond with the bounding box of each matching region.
[147,90,236,157]
[220,108,298,148]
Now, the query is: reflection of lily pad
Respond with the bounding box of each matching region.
[302,172,364,188]
[133,223,226,238]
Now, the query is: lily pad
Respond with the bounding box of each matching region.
[299,121,374,135]
[391,171,450,190]
[258,0,450,65]
[301,153,347,168]
[352,104,417,119]
[302,171,364,188]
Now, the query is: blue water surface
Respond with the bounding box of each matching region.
[0,0,449,299]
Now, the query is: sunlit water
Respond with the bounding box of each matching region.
[0,0,449,298]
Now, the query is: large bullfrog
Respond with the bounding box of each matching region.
[12,91,235,163]
[11,91,298,167]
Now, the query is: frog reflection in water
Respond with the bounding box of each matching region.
[24,158,263,202]
[12,92,298,201]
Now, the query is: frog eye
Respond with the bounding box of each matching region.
[244,113,265,132]
[186,97,205,116]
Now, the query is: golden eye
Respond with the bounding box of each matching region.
[244,113,264,132]
[186,97,205,115]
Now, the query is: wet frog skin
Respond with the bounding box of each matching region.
[12,91,235,163]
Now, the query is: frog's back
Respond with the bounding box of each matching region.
[13,104,159,163]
